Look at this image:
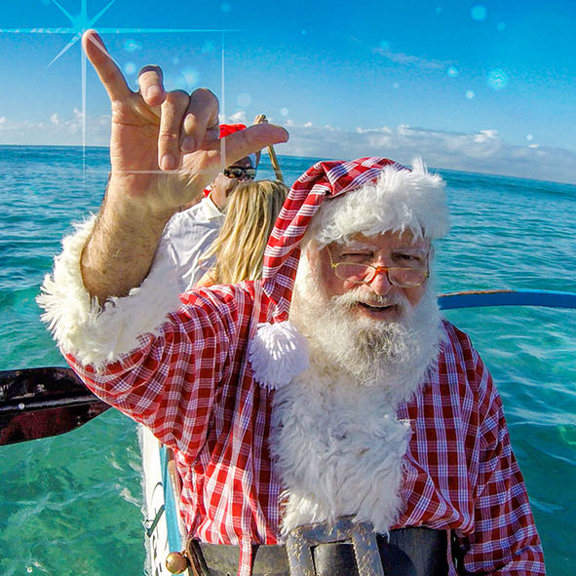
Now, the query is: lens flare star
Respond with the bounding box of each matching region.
[0,0,234,170]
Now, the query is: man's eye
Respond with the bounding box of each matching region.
[395,253,423,264]
[340,253,371,262]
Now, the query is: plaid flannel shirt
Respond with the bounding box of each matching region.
[68,282,545,576]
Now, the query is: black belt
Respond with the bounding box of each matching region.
[187,527,448,576]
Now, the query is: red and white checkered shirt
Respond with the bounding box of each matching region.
[68,282,545,576]
[56,157,544,575]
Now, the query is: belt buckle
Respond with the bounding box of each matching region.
[285,516,385,576]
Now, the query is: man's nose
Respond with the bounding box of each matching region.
[367,266,393,295]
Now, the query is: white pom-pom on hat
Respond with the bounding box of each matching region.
[248,321,310,390]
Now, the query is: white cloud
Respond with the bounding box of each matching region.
[224,110,248,124]
[1,111,574,184]
[279,123,576,184]
[0,110,111,146]
[372,45,448,72]
[472,129,498,143]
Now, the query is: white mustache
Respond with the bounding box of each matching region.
[332,289,409,310]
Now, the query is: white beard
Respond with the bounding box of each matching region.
[270,255,444,536]
[290,255,443,402]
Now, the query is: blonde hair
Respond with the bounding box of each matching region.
[201,180,289,285]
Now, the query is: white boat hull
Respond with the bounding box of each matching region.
[140,425,187,576]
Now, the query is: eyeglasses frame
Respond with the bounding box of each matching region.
[223,165,256,181]
[326,246,430,288]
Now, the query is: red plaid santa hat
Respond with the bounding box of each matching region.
[250,156,449,389]
[219,123,247,138]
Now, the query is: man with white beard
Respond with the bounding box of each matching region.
[39,31,545,576]
[278,222,446,537]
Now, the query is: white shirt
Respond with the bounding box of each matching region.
[157,195,224,292]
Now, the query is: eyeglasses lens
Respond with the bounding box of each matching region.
[334,263,426,287]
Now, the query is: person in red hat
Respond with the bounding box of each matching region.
[207,123,261,208]
[159,122,262,291]
[39,32,544,576]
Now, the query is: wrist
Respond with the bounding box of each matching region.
[106,172,177,224]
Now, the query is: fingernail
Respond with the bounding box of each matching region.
[161,154,176,171]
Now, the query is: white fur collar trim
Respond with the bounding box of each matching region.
[37,215,182,370]
[248,321,310,390]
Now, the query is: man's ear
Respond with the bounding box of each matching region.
[303,241,321,268]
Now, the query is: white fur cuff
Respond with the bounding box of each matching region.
[248,321,310,390]
[37,215,182,370]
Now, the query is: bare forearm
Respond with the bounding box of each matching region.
[81,183,175,303]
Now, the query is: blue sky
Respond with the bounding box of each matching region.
[0,0,575,183]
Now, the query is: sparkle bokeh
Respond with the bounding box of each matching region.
[0,0,575,183]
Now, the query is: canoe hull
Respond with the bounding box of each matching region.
[140,425,186,576]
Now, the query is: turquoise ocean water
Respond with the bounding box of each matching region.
[1,145,575,575]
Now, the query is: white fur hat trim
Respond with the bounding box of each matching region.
[312,158,450,246]
[248,321,310,390]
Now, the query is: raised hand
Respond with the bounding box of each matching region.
[79,30,289,301]
[83,30,288,212]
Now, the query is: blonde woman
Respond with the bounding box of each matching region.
[197,180,289,286]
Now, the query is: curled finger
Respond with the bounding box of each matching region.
[138,65,166,108]
[181,88,220,152]
[158,90,191,171]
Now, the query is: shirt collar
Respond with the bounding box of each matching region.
[203,193,225,219]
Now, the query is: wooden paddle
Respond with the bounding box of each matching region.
[0,366,109,446]
[1,289,574,446]
[253,114,284,182]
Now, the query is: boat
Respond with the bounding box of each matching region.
[141,425,189,575]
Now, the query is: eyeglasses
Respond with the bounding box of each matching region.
[327,248,429,288]
[223,166,256,180]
